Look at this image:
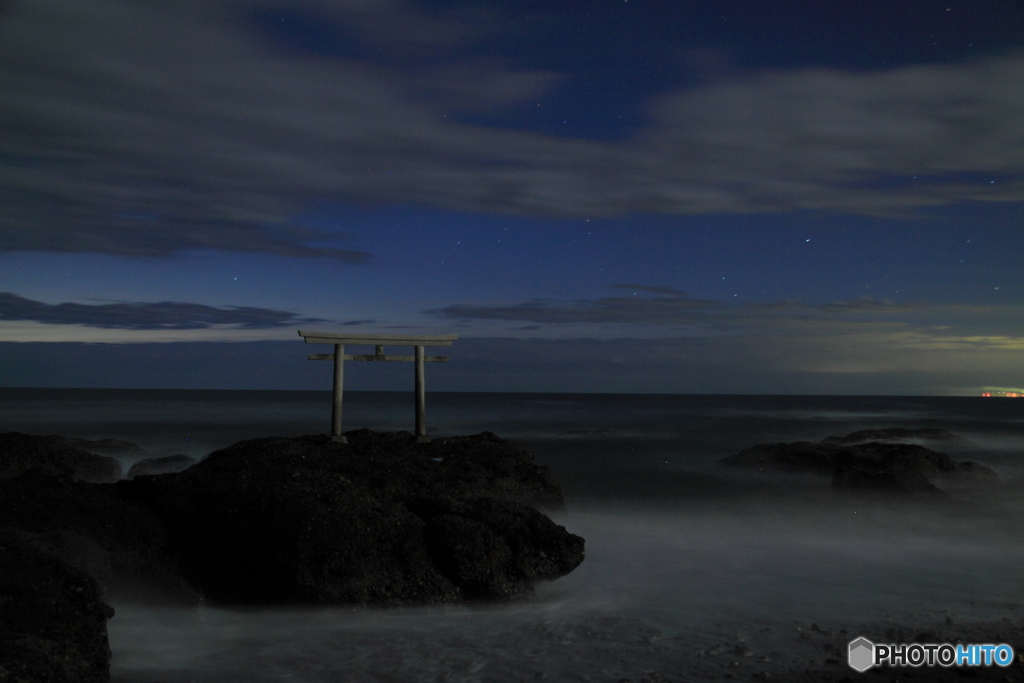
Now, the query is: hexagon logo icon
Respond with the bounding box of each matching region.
[848,637,875,672]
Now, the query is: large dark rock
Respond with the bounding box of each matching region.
[420,497,586,600]
[720,437,997,496]
[0,432,122,483]
[50,436,147,458]
[121,430,583,605]
[126,454,196,479]
[831,459,946,495]
[0,528,112,591]
[833,441,997,481]
[0,429,583,681]
[718,441,844,471]
[821,427,971,447]
[0,470,179,583]
[0,528,114,683]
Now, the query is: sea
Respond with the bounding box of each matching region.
[2,389,1023,682]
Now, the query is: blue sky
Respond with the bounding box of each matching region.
[1,0,1023,394]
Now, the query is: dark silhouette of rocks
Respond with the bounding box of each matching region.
[51,435,148,457]
[0,429,584,679]
[124,430,583,604]
[0,469,179,583]
[821,427,970,446]
[0,528,112,591]
[719,441,843,471]
[0,528,114,683]
[831,456,946,495]
[719,434,997,496]
[126,454,196,479]
[0,432,122,483]
[418,497,583,600]
[832,441,996,481]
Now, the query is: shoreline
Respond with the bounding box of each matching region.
[106,605,1024,682]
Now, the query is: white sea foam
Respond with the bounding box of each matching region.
[4,389,1020,679]
[109,500,1024,682]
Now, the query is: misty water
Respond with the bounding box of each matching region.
[2,390,1022,681]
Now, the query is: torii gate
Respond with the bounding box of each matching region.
[298,331,457,443]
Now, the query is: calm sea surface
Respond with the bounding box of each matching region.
[2,389,1023,681]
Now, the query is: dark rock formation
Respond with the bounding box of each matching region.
[0,528,112,591]
[0,432,122,483]
[833,442,997,481]
[0,470,181,584]
[123,431,583,605]
[718,441,844,471]
[0,528,114,683]
[831,458,946,495]
[821,428,970,446]
[0,429,583,680]
[419,497,585,600]
[51,436,148,457]
[720,437,997,496]
[126,454,196,479]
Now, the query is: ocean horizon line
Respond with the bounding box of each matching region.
[0,386,996,399]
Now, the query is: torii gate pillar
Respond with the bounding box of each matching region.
[299,331,457,444]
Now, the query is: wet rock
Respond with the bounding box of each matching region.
[718,442,842,471]
[720,438,997,496]
[51,436,148,457]
[421,497,585,600]
[830,443,997,496]
[0,469,178,583]
[0,528,114,683]
[833,442,997,481]
[951,460,1000,480]
[341,429,568,510]
[0,528,112,591]
[124,431,584,605]
[0,432,122,483]
[126,454,196,479]
[821,428,970,446]
[831,459,945,495]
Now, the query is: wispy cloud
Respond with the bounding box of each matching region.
[818,298,921,313]
[427,288,924,330]
[0,292,325,330]
[2,1,1023,258]
[430,294,721,326]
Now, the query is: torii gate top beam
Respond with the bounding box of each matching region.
[298,331,457,347]
[299,330,458,444]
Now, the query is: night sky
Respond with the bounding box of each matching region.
[1,0,1023,394]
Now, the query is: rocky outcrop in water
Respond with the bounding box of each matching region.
[719,430,997,496]
[0,528,115,683]
[3,429,582,603]
[820,427,971,447]
[0,431,123,483]
[718,441,842,471]
[0,469,180,583]
[50,436,147,458]
[0,429,584,678]
[124,430,583,604]
[126,454,196,479]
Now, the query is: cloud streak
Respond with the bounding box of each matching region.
[2,1,1024,258]
[428,289,922,331]
[0,292,325,330]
